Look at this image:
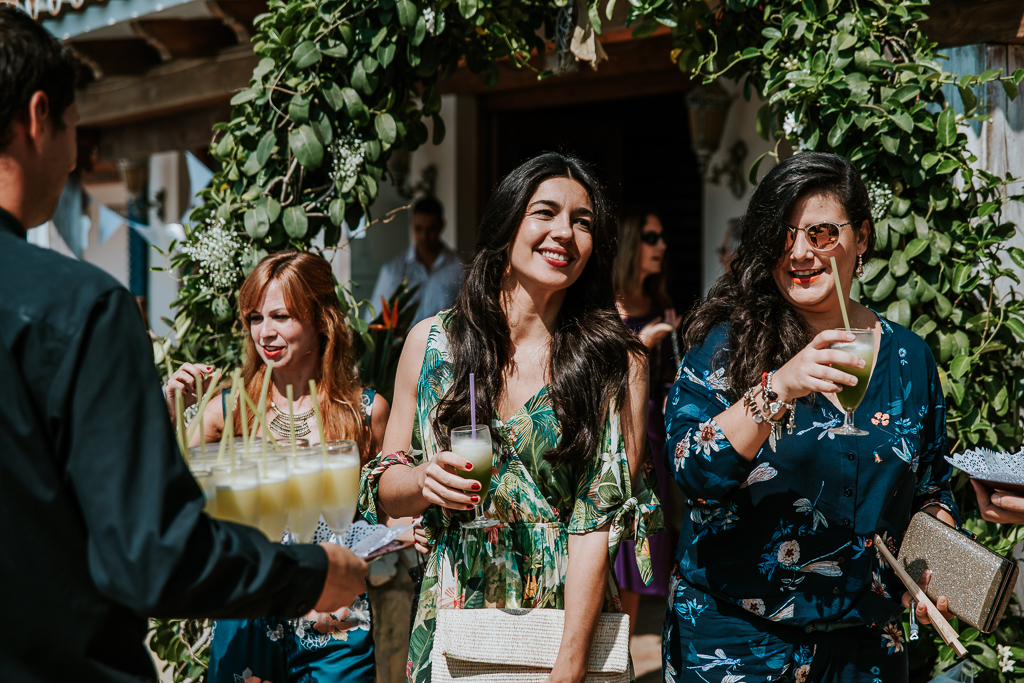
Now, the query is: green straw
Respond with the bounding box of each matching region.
[239,382,250,447]
[216,387,231,465]
[286,384,298,458]
[186,369,223,449]
[174,387,187,464]
[229,370,242,471]
[830,256,852,332]
[240,390,278,453]
[309,379,329,462]
[258,361,274,461]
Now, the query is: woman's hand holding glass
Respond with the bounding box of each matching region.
[418,450,484,512]
[164,362,214,418]
[771,329,867,402]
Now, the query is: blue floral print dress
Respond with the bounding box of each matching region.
[206,389,378,683]
[662,317,957,683]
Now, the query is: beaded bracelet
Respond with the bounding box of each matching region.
[746,372,796,451]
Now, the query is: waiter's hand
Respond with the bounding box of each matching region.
[315,543,368,612]
[165,363,214,418]
[971,479,1024,525]
[900,568,953,624]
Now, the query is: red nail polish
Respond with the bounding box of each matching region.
[465,463,473,471]
[473,482,481,491]
[472,495,480,503]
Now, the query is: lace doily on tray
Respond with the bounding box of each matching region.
[338,517,420,559]
[945,447,1024,488]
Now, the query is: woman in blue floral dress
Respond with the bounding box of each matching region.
[662,153,957,683]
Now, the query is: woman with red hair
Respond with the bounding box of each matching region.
[166,250,388,683]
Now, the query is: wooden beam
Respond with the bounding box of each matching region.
[920,0,1024,48]
[69,38,163,76]
[76,47,257,127]
[439,34,687,101]
[479,69,689,110]
[132,18,239,60]
[83,103,233,161]
[211,0,269,38]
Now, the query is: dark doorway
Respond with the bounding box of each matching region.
[480,91,703,313]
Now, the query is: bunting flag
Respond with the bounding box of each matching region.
[93,198,184,250]
[184,151,215,221]
[96,199,125,245]
[52,171,83,258]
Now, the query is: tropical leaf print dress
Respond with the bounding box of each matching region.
[360,312,664,683]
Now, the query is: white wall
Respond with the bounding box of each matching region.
[148,152,185,336]
[701,79,775,295]
[350,94,478,309]
[83,182,131,288]
[410,94,460,253]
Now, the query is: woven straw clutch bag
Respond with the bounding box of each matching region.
[431,608,631,683]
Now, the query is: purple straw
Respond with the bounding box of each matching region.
[469,372,477,436]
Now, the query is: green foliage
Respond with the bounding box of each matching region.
[159,0,565,373]
[148,618,210,682]
[666,0,1024,454]
[357,279,421,405]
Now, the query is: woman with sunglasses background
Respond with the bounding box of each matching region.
[611,208,679,635]
[661,152,956,682]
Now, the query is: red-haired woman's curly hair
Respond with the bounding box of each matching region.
[234,251,370,463]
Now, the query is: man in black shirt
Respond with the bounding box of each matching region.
[0,6,368,681]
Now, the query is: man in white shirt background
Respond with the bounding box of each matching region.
[370,195,465,326]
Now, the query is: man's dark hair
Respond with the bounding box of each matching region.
[0,5,77,150]
[412,195,443,220]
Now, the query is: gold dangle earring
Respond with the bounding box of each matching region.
[856,254,865,278]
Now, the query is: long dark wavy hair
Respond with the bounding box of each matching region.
[613,207,673,311]
[434,152,646,464]
[682,152,875,400]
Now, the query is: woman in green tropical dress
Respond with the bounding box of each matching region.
[359,152,663,683]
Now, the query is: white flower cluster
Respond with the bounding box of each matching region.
[866,179,893,221]
[998,644,1016,673]
[179,219,244,292]
[331,135,365,185]
[783,111,803,139]
[423,7,436,35]
[781,56,799,71]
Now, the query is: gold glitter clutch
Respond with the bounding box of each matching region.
[897,512,1019,633]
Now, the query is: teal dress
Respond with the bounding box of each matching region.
[207,389,378,683]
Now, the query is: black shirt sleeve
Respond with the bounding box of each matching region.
[58,287,326,619]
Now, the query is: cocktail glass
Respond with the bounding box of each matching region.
[287,448,324,543]
[212,462,261,527]
[322,440,360,539]
[254,455,290,542]
[829,328,875,436]
[451,425,498,529]
[192,469,217,516]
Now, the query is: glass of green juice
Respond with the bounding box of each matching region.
[451,425,498,529]
[829,328,875,436]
